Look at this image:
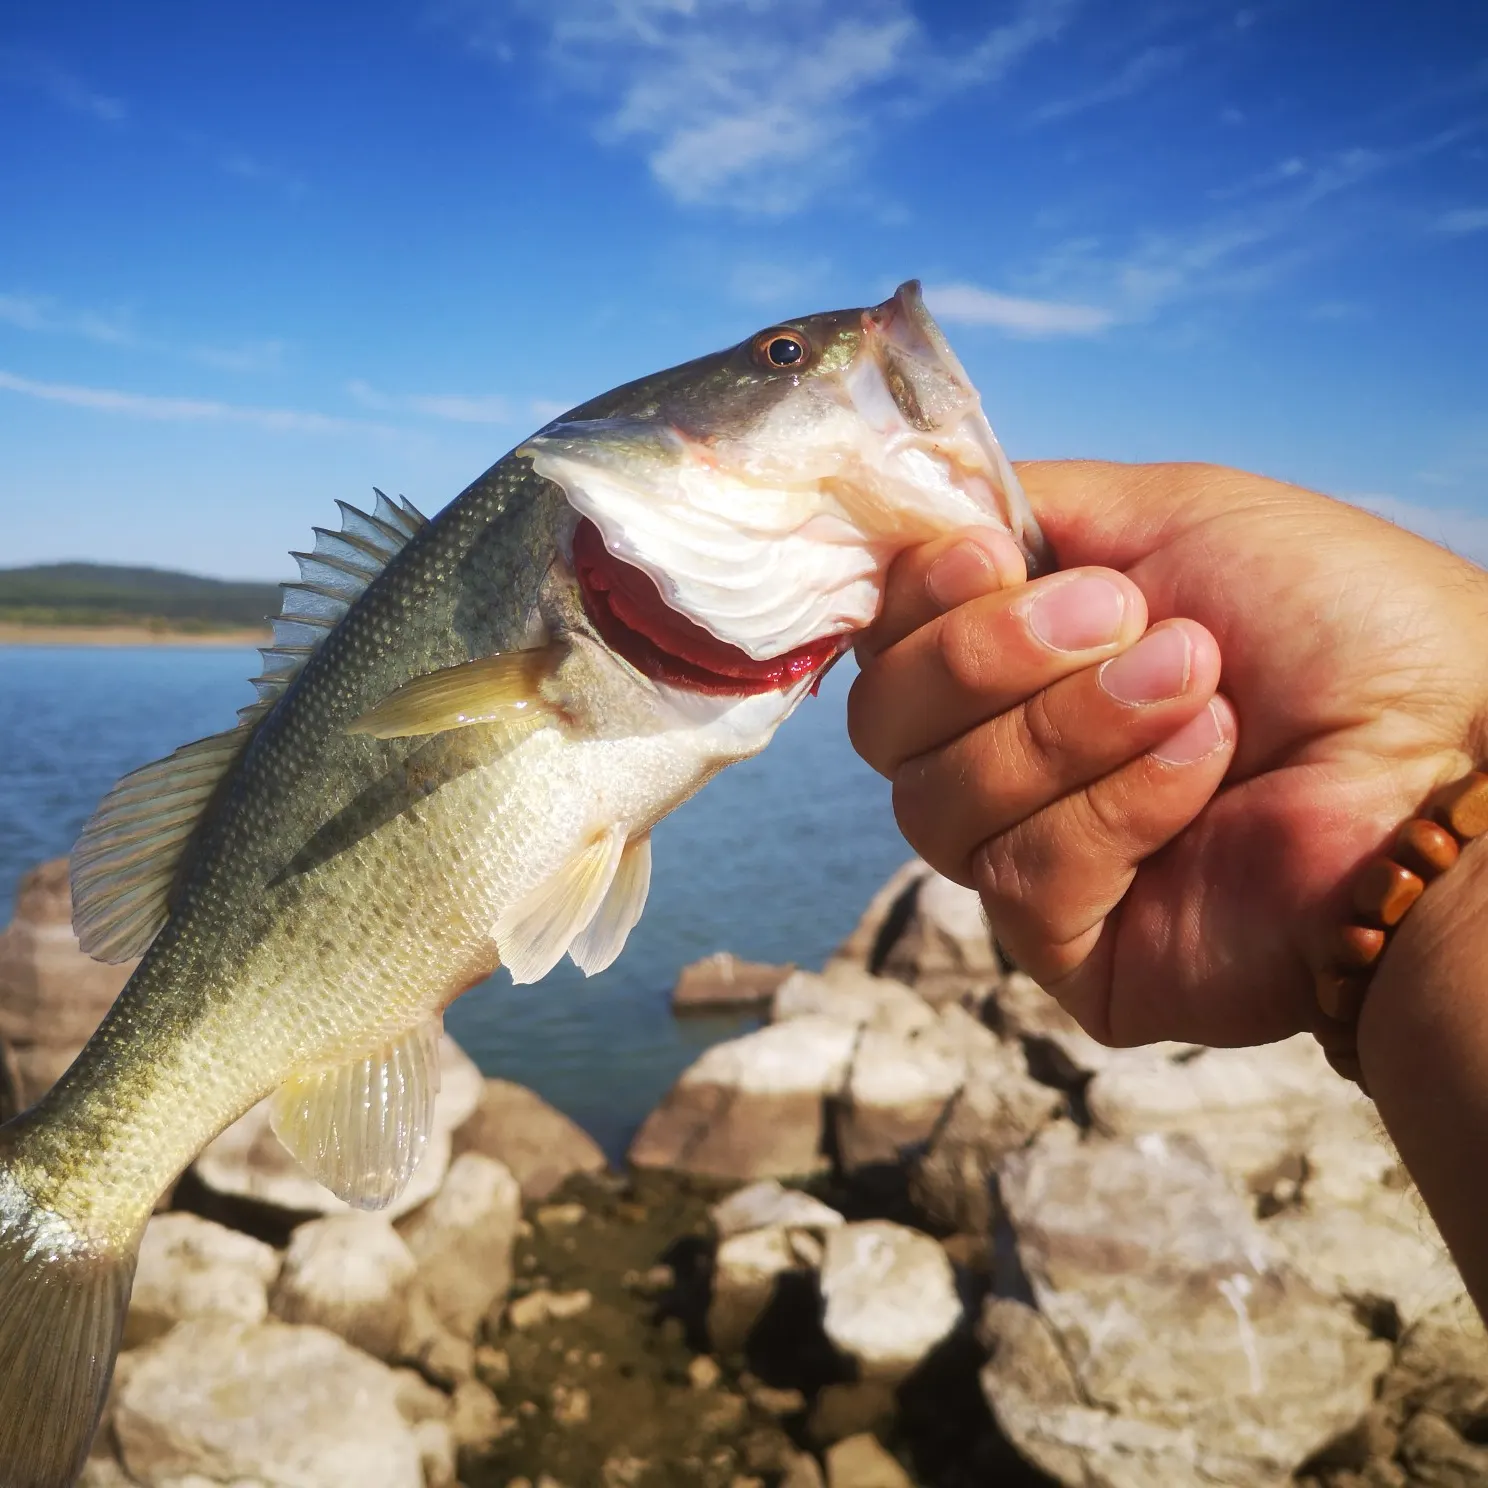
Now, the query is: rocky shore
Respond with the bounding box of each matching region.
[2,856,1485,1488]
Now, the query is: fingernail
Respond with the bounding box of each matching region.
[1027,574,1127,652]
[926,535,1001,611]
[1152,699,1229,765]
[1099,625,1192,705]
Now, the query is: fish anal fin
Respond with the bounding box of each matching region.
[71,724,254,962]
[348,646,564,741]
[569,833,651,976]
[269,1018,443,1210]
[493,827,627,985]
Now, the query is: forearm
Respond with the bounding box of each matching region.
[1360,836,1488,1313]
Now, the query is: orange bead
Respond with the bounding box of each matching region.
[1430,772,1488,840]
[1351,858,1424,927]
[1315,967,1367,1023]
[1334,924,1386,969]
[1393,818,1460,880]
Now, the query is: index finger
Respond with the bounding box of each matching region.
[856,526,1026,665]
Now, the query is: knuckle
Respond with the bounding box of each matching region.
[1017,687,1068,771]
[934,604,993,695]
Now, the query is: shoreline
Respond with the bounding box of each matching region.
[0,624,271,648]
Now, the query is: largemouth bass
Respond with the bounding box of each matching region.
[0,282,1044,1487]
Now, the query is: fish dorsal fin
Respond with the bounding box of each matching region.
[269,1016,443,1210]
[569,833,651,976]
[240,489,428,727]
[71,724,254,962]
[493,827,628,985]
[348,646,563,740]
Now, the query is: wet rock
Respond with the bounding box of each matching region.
[780,1453,827,1488]
[834,1024,965,1171]
[673,951,795,1011]
[398,1152,522,1338]
[448,1378,512,1455]
[708,1225,805,1356]
[824,1433,914,1488]
[988,1128,1391,1486]
[194,1033,483,1221]
[628,1016,857,1182]
[452,1078,607,1202]
[819,1222,962,1383]
[771,966,935,1039]
[506,1287,593,1330]
[270,1211,417,1360]
[125,1212,280,1349]
[114,1319,423,1488]
[395,1286,475,1387]
[0,858,134,1114]
[908,1007,1062,1236]
[710,1180,844,1239]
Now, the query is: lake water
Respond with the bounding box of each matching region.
[0,645,910,1156]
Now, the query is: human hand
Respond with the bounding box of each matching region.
[849,461,1488,1049]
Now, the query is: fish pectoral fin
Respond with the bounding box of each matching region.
[493,826,628,985]
[569,832,651,976]
[269,1016,443,1210]
[71,723,255,962]
[347,646,565,740]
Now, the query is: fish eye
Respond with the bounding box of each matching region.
[752,329,812,371]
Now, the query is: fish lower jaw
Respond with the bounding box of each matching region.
[571,518,839,698]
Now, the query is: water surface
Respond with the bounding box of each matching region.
[0,645,909,1154]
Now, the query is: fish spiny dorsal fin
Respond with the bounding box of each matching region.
[71,724,254,962]
[71,491,431,962]
[239,489,428,726]
[269,1016,443,1209]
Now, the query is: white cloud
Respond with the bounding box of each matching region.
[349,380,563,427]
[924,282,1114,337]
[0,369,370,434]
[1434,206,1488,236]
[450,0,1076,213]
[1,53,126,124]
[220,152,308,199]
[1031,44,1184,124]
[0,291,133,344]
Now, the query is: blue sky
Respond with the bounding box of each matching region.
[1,0,1485,580]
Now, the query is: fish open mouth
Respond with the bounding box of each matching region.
[572,519,840,696]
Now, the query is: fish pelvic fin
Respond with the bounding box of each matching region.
[269,1016,442,1210]
[568,832,652,976]
[493,826,630,985]
[0,1152,138,1488]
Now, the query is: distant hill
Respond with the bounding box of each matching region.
[0,563,280,632]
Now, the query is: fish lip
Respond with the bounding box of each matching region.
[860,281,1053,577]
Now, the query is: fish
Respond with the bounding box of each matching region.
[0,280,1045,1487]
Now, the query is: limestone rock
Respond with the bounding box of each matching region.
[270,1211,418,1359]
[824,1434,913,1488]
[771,966,935,1039]
[451,1077,607,1202]
[708,1225,806,1356]
[710,1180,844,1239]
[114,1319,423,1488]
[780,1452,827,1488]
[1084,1034,1356,1184]
[193,1033,483,1220]
[988,1128,1391,1486]
[807,1382,897,1447]
[125,1213,280,1349]
[834,1024,965,1171]
[506,1288,593,1330]
[0,858,134,1114]
[830,859,930,970]
[672,951,794,1011]
[398,1152,522,1338]
[819,1221,962,1382]
[628,1016,857,1182]
[909,1008,1062,1235]
[987,971,1145,1081]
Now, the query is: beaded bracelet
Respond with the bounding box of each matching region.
[1314,771,1488,1088]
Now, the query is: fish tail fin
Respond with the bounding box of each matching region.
[0,1133,138,1488]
